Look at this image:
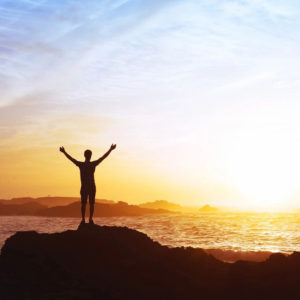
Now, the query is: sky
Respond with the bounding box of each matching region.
[1,0,300,210]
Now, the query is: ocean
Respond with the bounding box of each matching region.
[1,213,300,262]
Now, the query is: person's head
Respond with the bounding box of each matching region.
[84,149,92,161]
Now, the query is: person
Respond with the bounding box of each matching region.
[59,144,117,224]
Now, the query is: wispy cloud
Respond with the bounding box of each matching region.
[1,0,300,107]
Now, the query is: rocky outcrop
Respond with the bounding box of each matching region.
[0,224,299,299]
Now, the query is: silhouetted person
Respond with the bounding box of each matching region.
[59,144,117,224]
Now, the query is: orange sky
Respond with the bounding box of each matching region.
[1,1,300,211]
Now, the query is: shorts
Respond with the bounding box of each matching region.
[80,186,96,204]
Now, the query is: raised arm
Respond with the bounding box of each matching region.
[94,144,117,166]
[59,146,80,166]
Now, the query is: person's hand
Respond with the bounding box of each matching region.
[59,146,65,153]
[110,144,117,151]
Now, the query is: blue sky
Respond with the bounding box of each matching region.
[1,0,300,208]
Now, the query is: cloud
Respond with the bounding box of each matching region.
[0,0,179,106]
[2,0,300,147]
[1,0,300,110]
[1,0,300,121]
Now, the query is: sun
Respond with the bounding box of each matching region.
[225,134,300,211]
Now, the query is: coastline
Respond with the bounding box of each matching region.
[0,214,298,263]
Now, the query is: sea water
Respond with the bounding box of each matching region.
[0,213,299,262]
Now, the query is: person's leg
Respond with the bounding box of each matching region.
[89,188,96,223]
[81,203,86,222]
[89,204,94,223]
[81,191,88,223]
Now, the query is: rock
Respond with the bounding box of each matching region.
[0,225,299,299]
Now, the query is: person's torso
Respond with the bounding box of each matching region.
[78,162,96,188]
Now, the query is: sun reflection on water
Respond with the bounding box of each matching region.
[0,213,300,257]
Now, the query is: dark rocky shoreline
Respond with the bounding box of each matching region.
[0,224,299,299]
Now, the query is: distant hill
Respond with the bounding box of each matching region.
[139,200,183,212]
[139,200,210,213]
[0,197,220,217]
[199,204,219,213]
[0,197,114,207]
[0,202,46,216]
[0,197,173,217]
[37,201,173,217]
